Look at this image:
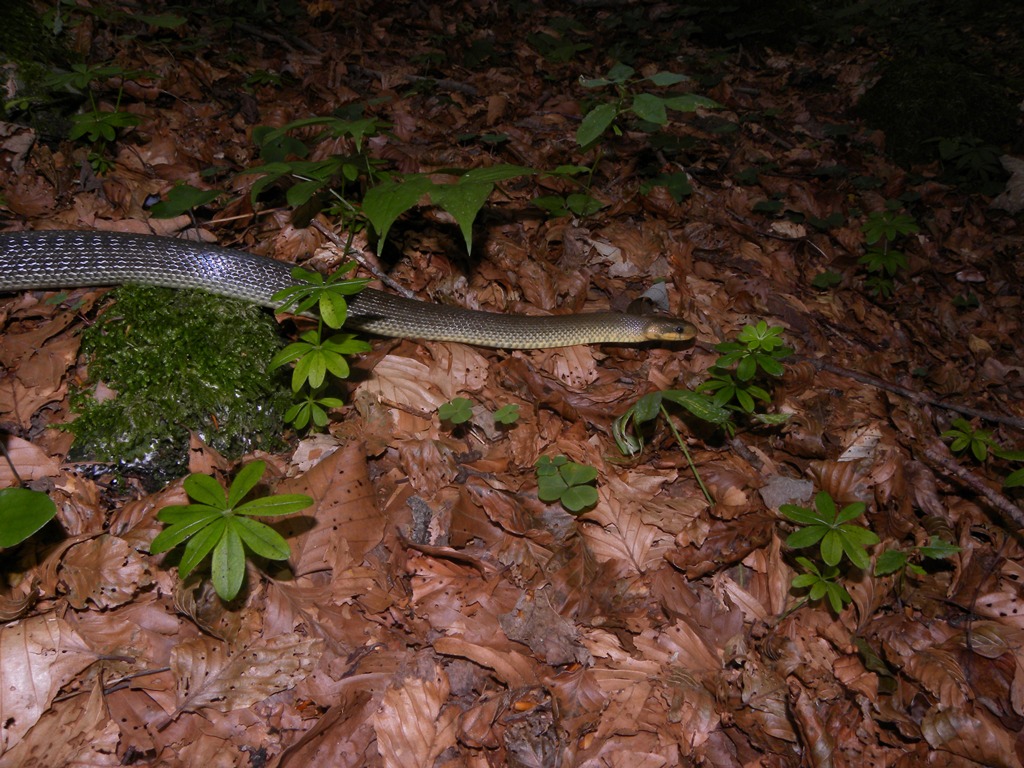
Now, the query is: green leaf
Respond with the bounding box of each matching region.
[363,174,434,255]
[149,184,223,219]
[835,501,867,524]
[0,488,57,548]
[211,525,245,600]
[645,72,689,86]
[236,494,313,517]
[630,93,667,125]
[918,537,960,559]
[577,103,618,148]
[150,509,223,554]
[779,504,820,526]
[178,517,227,576]
[184,473,227,508]
[227,461,267,508]
[562,485,598,512]
[232,516,291,560]
[438,397,474,425]
[786,525,826,549]
[318,291,349,329]
[821,530,843,566]
[875,549,908,576]
[1005,468,1024,488]
[493,404,520,425]
[430,180,494,255]
[561,463,598,486]
[663,94,720,112]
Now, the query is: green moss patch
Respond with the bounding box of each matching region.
[68,286,292,484]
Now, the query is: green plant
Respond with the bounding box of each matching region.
[791,558,850,613]
[270,265,372,431]
[941,418,998,462]
[44,63,152,171]
[438,397,474,425]
[493,404,520,425]
[148,183,224,219]
[940,418,1024,488]
[875,536,960,577]
[696,321,793,415]
[858,205,918,298]
[781,491,880,613]
[150,460,311,601]
[0,488,57,548]
[933,135,1004,190]
[576,63,720,149]
[535,455,598,513]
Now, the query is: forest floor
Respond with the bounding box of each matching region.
[1,1,1023,766]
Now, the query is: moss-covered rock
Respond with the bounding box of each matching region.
[68,287,292,485]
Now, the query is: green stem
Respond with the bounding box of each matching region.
[659,403,714,505]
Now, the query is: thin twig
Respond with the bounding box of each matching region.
[310,220,416,298]
[920,440,1024,531]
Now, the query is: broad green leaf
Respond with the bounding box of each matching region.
[874,549,908,575]
[0,488,57,548]
[227,461,267,509]
[842,537,872,570]
[150,510,223,554]
[562,485,598,512]
[286,178,324,208]
[236,494,313,517]
[363,175,434,255]
[814,491,836,519]
[577,103,618,148]
[430,181,493,255]
[460,164,534,184]
[212,525,245,600]
[821,530,843,566]
[645,72,689,86]
[919,537,960,559]
[663,94,720,112]
[178,517,227,576]
[605,63,635,82]
[835,502,867,524]
[631,93,667,125]
[786,526,826,550]
[232,517,291,560]
[779,504,820,525]
[156,504,221,525]
[318,291,348,329]
[561,463,598,486]
[184,473,227,508]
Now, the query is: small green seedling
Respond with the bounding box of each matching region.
[438,397,474,425]
[941,418,998,462]
[535,455,598,513]
[492,404,520,425]
[150,461,311,601]
[875,536,960,578]
[0,488,57,548]
[781,491,879,569]
[270,265,372,431]
[791,558,851,613]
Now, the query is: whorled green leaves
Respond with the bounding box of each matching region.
[150,461,311,600]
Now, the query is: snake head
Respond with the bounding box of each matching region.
[642,317,698,342]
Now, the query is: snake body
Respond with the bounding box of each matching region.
[0,230,696,349]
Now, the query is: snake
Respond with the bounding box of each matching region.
[0,230,696,349]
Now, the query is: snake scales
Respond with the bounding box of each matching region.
[0,230,696,349]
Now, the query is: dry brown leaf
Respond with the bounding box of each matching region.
[0,436,60,486]
[579,486,675,576]
[59,534,153,610]
[921,707,1024,768]
[170,633,324,717]
[0,614,97,757]
[277,440,384,577]
[0,680,119,768]
[373,666,458,768]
